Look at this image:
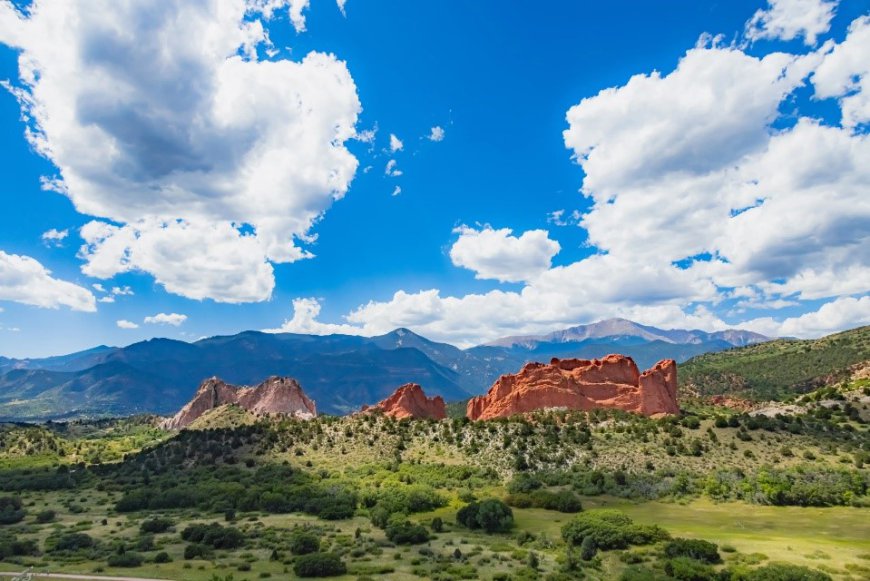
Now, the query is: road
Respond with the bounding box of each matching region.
[0,572,171,581]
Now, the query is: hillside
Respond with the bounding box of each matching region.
[680,326,870,400]
[0,389,866,580]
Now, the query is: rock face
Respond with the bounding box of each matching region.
[360,383,446,420]
[466,355,678,420]
[163,376,316,429]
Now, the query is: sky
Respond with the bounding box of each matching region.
[0,0,868,357]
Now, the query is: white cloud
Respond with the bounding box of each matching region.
[116,319,139,329]
[41,228,68,246]
[0,250,96,312]
[112,286,134,296]
[547,209,581,227]
[336,0,348,16]
[271,17,870,346]
[743,295,870,338]
[389,133,404,152]
[98,296,115,304]
[385,159,402,177]
[79,219,277,303]
[264,297,365,335]
[143,312,188,326]
[357,127,377,143]
[0,0,361,303]
[812,16,870,129]
[428,126,445,142]
[449,225,561,283]
[745,0,838,45]
[92,283,106,293]
[392,186,402,197]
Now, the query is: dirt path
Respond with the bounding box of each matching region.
[0,572,171,581]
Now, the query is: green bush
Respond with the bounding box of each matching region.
[153,551,172,563]
[107,552,144,567]
[181,523,244,549]
[289,531,320,555]
[561,510,669,550]
[664,538,721,564]
[0,497,25,525]
[664,556,715,580]
[385,520,429,544]
[49,532,95,553]
[140,517,174,534]
[456,499,514,533]
[733,562,832,580]
[504,489,583,513]
[35,509,56,523]
[293,552,347,577]
[183,542,212,560]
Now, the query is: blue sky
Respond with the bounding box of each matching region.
[0,0,868,357]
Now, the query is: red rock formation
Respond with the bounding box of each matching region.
[360,383,446,420]
[466,355,679,420]
[707,395,755,412]
[163,376,316,429]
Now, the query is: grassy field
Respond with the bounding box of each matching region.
[0,389,867,581]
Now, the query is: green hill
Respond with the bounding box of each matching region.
[679,326,870,400]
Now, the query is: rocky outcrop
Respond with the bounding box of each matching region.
[466,355,678,420]
[162,376,316,430]
[360,383,446,420]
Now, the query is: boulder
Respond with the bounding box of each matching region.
[466,354,678,420]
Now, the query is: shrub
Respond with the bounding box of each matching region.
[140,517,173,534]
[289,531,320,555]
[385,520,429,545]
[505,489,583,513]
[431,517,443,532]
[183,543,212,560]
[456,499,514,533]
[0,536,39,560]
[35,509,56,523]
[580,536,597,560]
[664,556,715,580]
[561,510,669,550]
[181,523,244,549]
[153,551,172,563]
[293,552,347,577]
[735,562,832,580]
[664,538,721,564]
[107,552,144,568]
[49,532,95,553]
[0,497,25,525]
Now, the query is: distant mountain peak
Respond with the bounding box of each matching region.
[485,319,769,349]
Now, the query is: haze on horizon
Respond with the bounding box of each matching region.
[0,0,868,358]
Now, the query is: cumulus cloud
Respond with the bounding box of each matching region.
[428,126,445,141]
[449,226,561,283]
[0,250,96,312]
[389,133,404,152]
[745,0,838,45]
[116,319,139,329]
[143,312,188,326]
[392,186,402,197]
[264,297,365,335]
[271,14,870,346]
[41,228,68,247]
[0,0,361,303]
[812,16,870,129]
[743,295,870,338]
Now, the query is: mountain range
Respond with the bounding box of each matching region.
[0,318,768,420]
